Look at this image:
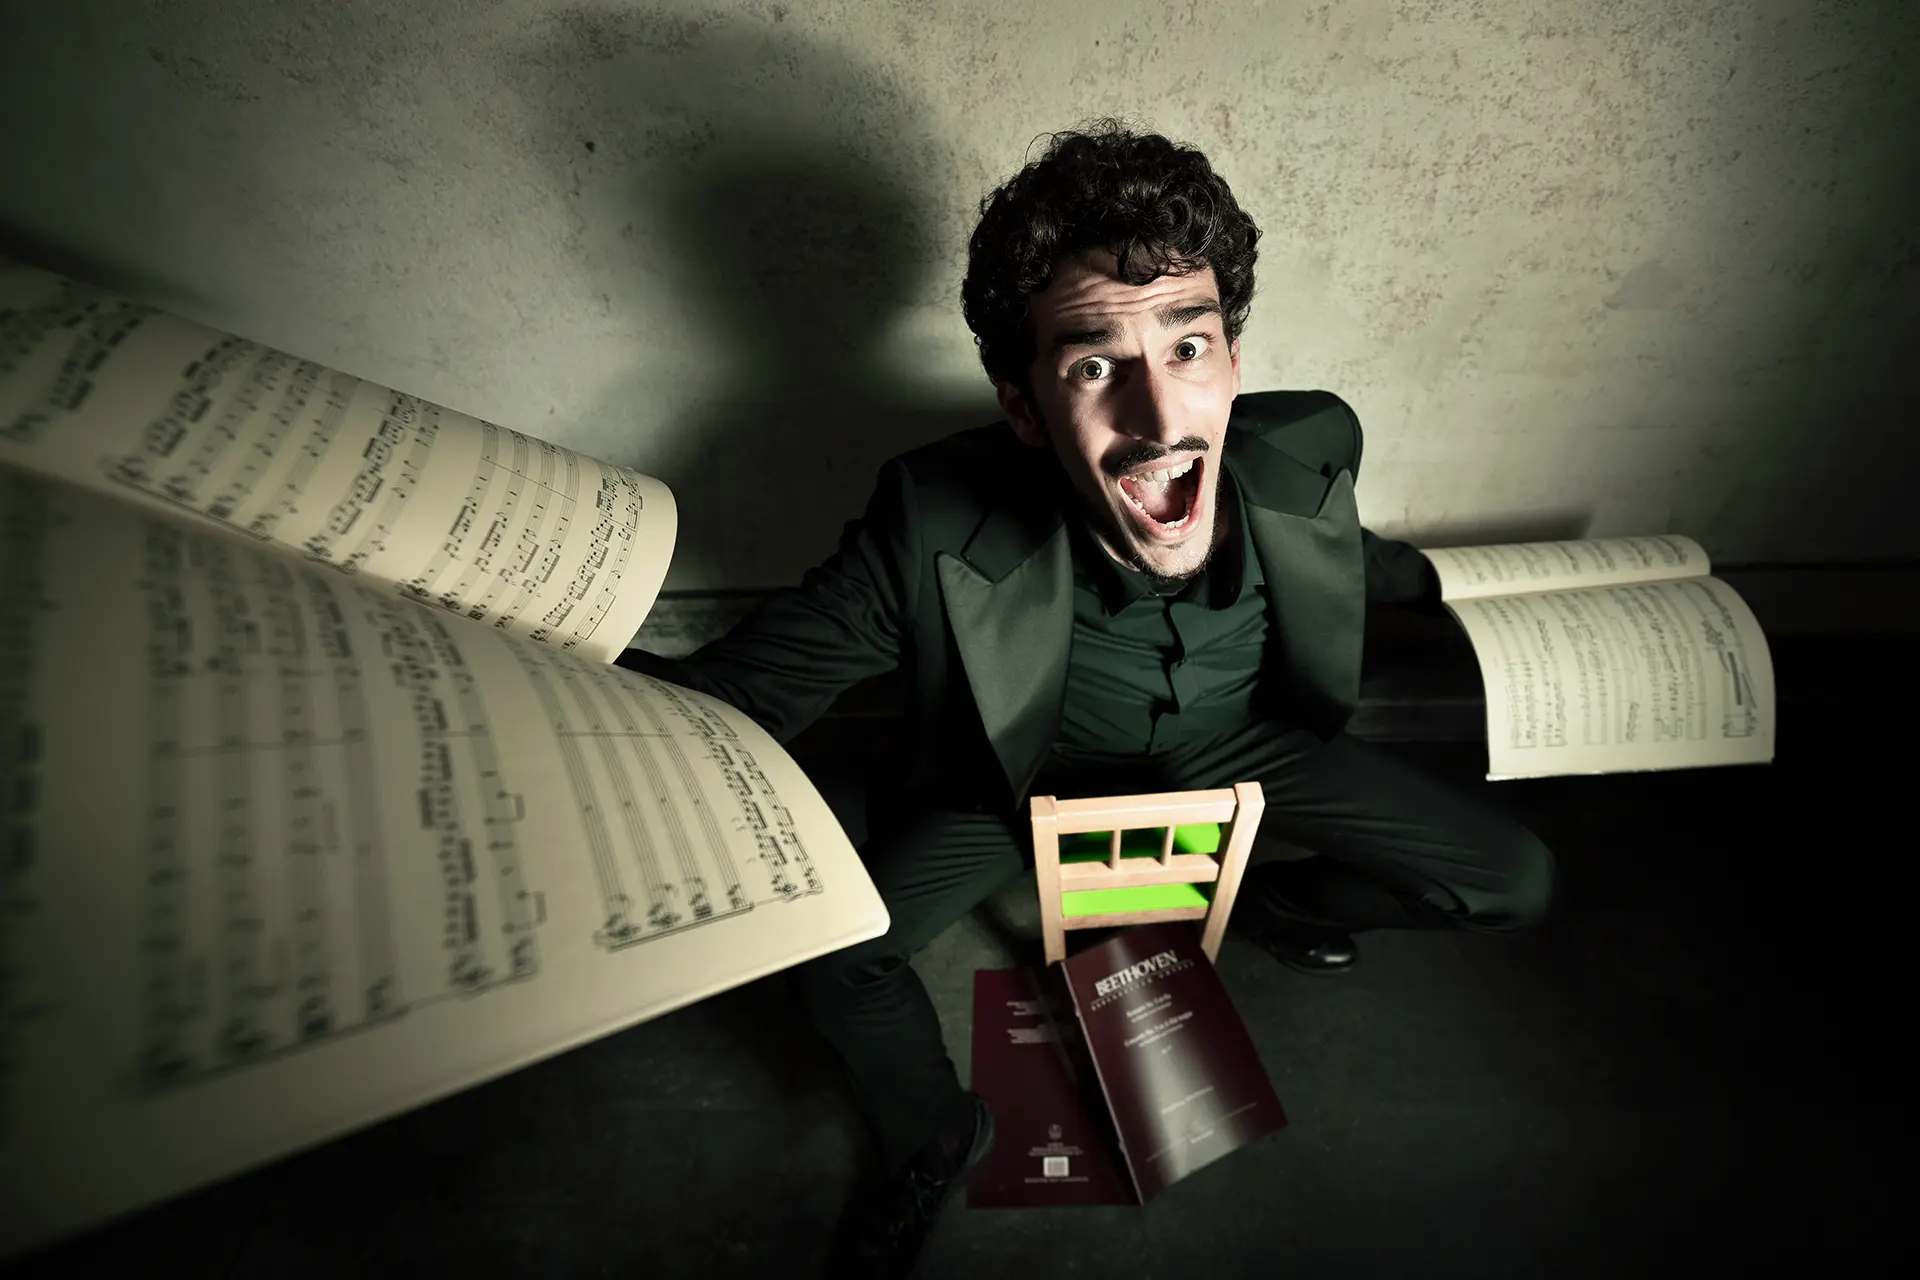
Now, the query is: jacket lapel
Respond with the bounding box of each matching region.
[936,425,1366,807]
[1229,431,1366,734]
[936,502,1073,805]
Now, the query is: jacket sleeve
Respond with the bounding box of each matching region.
[616,459,922,744]
[1362,528,1447,614]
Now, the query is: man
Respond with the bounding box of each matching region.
[620,121,1556,1278]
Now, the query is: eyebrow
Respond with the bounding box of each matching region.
[1047,299,1223,355]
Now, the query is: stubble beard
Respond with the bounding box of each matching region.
[1092,489,1224,594]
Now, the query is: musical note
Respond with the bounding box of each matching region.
[4,263,671,663]
[500,650,827,948]
[126,518,542,1091]
[1,282,153,444]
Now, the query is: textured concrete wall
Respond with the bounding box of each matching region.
[3,0,1915,588]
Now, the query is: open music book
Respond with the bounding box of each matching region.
[1419,537,1776,780]
[0,260,888,1257]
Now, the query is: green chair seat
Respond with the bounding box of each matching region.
[1056,823,1221,918]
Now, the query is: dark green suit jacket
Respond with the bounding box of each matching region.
[629,390,1437,816]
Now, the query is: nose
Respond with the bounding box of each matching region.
[1122,360,1186,447]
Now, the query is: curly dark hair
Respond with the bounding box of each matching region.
[961,119,1260,391]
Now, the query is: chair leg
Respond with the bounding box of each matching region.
[1030,796,1067,966]
[1199,781,1265,963]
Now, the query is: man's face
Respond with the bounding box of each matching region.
[999,251,1242,584]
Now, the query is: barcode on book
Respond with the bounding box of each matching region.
[1043,1156,1069,1178]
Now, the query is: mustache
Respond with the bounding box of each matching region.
[1102,436,1211,478]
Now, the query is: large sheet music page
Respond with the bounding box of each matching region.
[0,471,886,1258]
[0,259,672,664]
[1443,576,1776,780]
[1423,535,1711,602]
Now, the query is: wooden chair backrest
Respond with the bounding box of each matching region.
[1029,782,1265,966]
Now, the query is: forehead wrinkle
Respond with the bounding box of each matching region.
[1049,270,1205,318]
[1032,259,1223,362]
[1053,268,1214,310]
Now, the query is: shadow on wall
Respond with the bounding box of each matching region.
[509,9,998,591]
[0,221,212,323]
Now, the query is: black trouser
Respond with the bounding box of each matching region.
[790,721,1559,1172]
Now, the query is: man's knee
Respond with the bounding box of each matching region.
[1474,828,1558,931]
[792,933,910,1004]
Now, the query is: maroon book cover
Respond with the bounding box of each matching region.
[1059,922,1288,1202]
[967,966,1134,1207]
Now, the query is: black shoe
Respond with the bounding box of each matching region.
[1243,916,1359,975]
[828,1094,995,1280]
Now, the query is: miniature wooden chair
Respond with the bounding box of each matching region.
[1028,782,1266,966]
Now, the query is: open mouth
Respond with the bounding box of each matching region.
[1116,456,1204,541]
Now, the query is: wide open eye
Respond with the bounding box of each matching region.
[1173,335,1211,362]
[1070,356,1115,382]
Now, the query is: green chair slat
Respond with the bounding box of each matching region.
[1054,822,1221,919]
[1061,881,1211,918]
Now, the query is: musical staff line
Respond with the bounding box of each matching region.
[1,281,153,444]
[508,650,825,951]
[1471,578,1766,754]
[132,520,543,1091]
[4,265,671,666]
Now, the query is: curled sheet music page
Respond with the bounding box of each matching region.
[1445,577,1776,780]
[0,259,673,663]
[0,471,885,1259]
[1423,535,1711,601]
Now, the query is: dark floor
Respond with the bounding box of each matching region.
[5,696,1902,1279]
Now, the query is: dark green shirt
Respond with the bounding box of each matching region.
[1052,468,1273,762]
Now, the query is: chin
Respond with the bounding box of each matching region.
[1131,538,1213,582]
[1108,501,1220,582]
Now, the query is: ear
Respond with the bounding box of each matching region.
[1228,336,1242,399]
[997,380,1048,449]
